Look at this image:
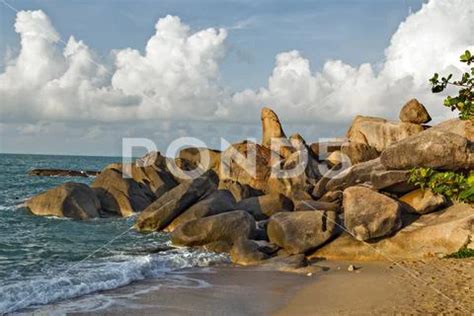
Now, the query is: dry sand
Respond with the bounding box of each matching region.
[42,258,473,315]
[277,258,474,315]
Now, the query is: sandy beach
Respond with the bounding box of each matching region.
[32,258,472,315]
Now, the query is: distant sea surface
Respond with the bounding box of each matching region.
[0,153,227,313]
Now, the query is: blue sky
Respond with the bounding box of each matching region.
[1,0,424,91]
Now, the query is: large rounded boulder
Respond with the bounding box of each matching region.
[347,115,424,152]
[92,167,155,217]
[399,98,431,124]
[312,203,474,260]
[135,170,219,232]
[322,158,411,194]
[165,190,236,232]
[267,211,337,254]
[380,130,473,170]
[25,182,100,219]
[220,141,273,192]
[399,189,447,215]
[178,147,221,173]
[170,210,257,251]
[217,179,263,202]
[235,193,294,220]
[343,186,402,241]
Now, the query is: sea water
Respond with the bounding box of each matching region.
[0,153,228,313]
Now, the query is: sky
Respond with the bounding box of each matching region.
[0,0,473,156]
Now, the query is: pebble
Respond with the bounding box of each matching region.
[348,264,355,272]
[307,272,312,277]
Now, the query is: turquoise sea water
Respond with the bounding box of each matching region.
[0,153,227,313]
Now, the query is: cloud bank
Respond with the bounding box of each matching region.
[1,0,473,129]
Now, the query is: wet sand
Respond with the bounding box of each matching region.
[37,258,473,315]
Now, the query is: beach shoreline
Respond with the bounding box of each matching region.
[29,258,474,315]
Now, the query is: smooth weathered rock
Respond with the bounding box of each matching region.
[380,130,474,170]
[165,190,236,232]
[220,141,272,192]
[324,158,410,193]
[253,240,280,255]
[230,239,270,265]
[267,211,338,255]
[399,98,431,124]
[289,133,307,150]
[126,164,177,198]
[135,151,169,169]
[25,182,100,219]
[92,168,155,217]
[311,166,340,198]
[309,141,344,162]
[347,115,425,152]
[135,171,219,232]
[340,142,379,165]
[343,186,402,241]
[293,199,340,213]
[178,147,221,173]
[261,107,287,148]
[267,149,321,196]
[261,254,309,271]
[170,210,257,249]
[217,179,262,202]
[236,193,294,220]
[312,203,474,260]
[399,189,447,215]
[431,118,473,140]
[134,151,199,184]
[319,190,343,204]
[326,150,343,166]
[28,168,99,177]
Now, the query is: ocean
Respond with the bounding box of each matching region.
[0,153,228,313]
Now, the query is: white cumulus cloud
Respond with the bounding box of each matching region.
[231,0,474,123]
[0,0,473,130]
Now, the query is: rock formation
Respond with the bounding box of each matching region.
[380,130,473,170]
[312,203,473,260]
[26,182,100,219]
[91,167,156,217]
[28,168,99,177]
[399,189,447,215]
[343,186,402,241]
[267,210,338,254]
[134,170,219,232]
[399,98,431,124]
[261,107,287,149]
[23,99,474,270]
[347,115,425,152]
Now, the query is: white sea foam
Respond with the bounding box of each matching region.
[0,249,229,313]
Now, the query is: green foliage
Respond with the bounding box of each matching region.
[429,50,474,120]
[445,246,474,259]
[408,168,474,203]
